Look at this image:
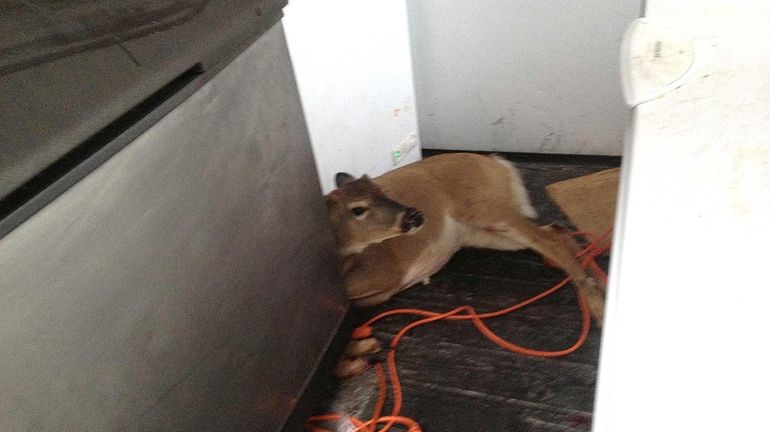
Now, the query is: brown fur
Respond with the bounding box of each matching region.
[326,153,605,324]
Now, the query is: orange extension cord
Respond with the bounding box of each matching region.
[306,229,612,432]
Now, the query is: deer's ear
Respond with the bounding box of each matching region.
[335,172,356,188]
[325,193,340,208]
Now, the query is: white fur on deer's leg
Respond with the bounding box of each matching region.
[577,277,605,326]
[333,338,382,380]
[333,357,370,380]
[586,268,608,294]
[421,277,431,285]
[343,338,381,358]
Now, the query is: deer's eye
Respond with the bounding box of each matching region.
[351,206,369,216]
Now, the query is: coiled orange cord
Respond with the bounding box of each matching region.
[306,230,611,432]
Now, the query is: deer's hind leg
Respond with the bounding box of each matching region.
[461,218,606,325]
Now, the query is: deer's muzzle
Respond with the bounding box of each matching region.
[401,207,425,232]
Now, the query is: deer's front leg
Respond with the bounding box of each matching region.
[333,338,382,379]
[341,247,406,308]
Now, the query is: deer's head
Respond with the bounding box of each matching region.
[325,173,424,256]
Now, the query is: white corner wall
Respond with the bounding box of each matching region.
[407,0,640,155]
[283,0,421,194]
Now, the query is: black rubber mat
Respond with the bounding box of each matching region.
[283,151,621,432]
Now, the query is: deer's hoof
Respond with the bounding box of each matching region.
[333,357,370,380]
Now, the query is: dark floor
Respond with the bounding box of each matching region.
[284,151,621,432]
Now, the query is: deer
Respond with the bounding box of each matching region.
[324,152,606,378]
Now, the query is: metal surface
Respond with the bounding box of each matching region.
[0,0,286,204]
[0,23,347,431]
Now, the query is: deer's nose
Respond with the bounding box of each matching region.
[401,207,425,232]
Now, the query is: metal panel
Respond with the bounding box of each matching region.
[0,22,347,432]
[0,0,286,203]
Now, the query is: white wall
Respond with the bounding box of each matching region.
[283,0,421,194]
[594,1,770,430]
[407,0,640,155]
